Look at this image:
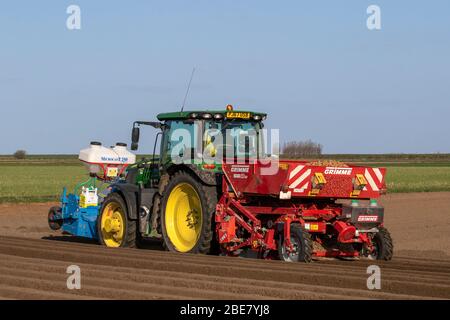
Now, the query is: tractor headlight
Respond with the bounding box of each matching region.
[202,113,213,119]
[253,115,262,121]
[214,113,224,120]
[190,113,199,119]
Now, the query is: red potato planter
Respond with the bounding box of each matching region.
[215,160,393,262]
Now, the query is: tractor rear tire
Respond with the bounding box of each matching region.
[160,171,217,254]
[154,174,170,236]
[371,226,394,260]
[97,192,137,248]
[278,223,313,263]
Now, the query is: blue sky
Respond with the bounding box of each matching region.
[1,0,449,154]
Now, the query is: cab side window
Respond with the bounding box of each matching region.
[163,120,196,164]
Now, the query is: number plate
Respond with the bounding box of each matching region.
[226,112,251,119]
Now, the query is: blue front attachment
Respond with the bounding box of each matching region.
[59,187,100,240]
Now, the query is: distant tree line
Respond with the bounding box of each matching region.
[282,140,323,157]
[13,150,27,159]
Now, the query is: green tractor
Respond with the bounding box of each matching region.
[99,105,266,253]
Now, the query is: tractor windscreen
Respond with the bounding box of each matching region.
[204,120,264,160]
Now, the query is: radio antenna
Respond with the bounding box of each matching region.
[181,67,196,112]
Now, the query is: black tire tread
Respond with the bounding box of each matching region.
[154,174,170,235]
[375,226,394,260]
[278,223,313,263]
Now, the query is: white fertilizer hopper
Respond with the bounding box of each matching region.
[79,141,136,179]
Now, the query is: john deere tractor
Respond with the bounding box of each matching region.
[99,105,267,253]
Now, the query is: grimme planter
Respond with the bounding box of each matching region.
[217,161,391,261]
[49,105,393,262]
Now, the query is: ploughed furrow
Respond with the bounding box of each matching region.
[1,241,448,288]
[0,238,447,296]
[0,236,449,300]
[394,256,450,264]
[2,242,448,295]
[2,238,450,275]
[0,258,358,299]
[3,236,450,280]
[0,284,99,300]
[0,266,265,300]
[1,253,430,300]
[18,237,450,272]
[0,273,194,300]
[318,257,450,275]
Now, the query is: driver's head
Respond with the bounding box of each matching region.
[208,122,219,130]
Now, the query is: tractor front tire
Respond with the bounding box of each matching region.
[160,171,217,254]
[97,193,137,248]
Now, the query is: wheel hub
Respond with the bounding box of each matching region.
[282,237,300,262]
[186,209,199,229]
[104,212,122,233]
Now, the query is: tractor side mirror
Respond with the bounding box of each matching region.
[131,127,140,150]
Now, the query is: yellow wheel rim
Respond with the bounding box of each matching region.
[100,201,125,247]
[165,183,203,252]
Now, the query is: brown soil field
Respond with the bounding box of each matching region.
[0,192,449,300]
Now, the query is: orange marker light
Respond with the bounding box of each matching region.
[226,104,233,111]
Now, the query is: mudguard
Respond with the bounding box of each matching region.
[182,164,220,186]
[110,183,139,220]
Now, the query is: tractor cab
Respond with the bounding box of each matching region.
[129,105,267,187]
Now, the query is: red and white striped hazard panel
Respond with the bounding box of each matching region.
[288,165,312,193]
[364,168,384,192]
